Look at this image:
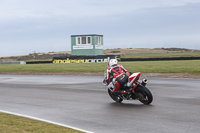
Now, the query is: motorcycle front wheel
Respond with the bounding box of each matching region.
[135,85,153,105]
[108,89,123,103]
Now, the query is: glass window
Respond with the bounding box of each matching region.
[82,37,86,44]
[97,36,101,44]
[76,36,92,45]
[87,37,91,44]
[78,37,80,44]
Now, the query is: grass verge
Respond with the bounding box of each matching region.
[0,113,83,133]
[0,60,200,74]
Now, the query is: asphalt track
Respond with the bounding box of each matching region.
[0,75,200,133]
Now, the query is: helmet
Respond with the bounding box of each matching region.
[108,59,118,68]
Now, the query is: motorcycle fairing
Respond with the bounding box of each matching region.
[127,72,141,87]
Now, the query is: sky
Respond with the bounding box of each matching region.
[0,0,200,57]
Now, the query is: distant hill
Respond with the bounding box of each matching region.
[104,48,199,55]
[0,51,71,62]
[0,48,199,62]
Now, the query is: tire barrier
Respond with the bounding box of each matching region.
[121,57,200,61]
[4,56,199,64]
[53,55,120,64]
[26,61,52,64]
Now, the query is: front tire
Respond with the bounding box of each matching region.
[108,89,123,103]
[135,85,153,105]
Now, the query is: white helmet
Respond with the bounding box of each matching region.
[108,59,118,68]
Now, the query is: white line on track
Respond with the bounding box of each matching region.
[0,110,94,133]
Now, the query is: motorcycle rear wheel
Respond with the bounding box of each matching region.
[135,85,153,105]
[108,89,123,103]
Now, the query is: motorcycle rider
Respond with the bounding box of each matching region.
[104,59,130,94]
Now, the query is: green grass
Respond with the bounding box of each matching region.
[0,60,200,74]
[0,63,106,73]
[121,60,200,74]
[0,113,83,133]
[121,52,200,58]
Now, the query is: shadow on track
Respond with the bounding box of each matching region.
[107,102,154,109]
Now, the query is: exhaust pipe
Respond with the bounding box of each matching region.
[141,79,147,86]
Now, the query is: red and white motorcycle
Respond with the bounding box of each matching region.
[103,72,153,105]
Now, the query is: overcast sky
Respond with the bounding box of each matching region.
[0,0,200,57]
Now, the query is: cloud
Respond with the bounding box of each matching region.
[0,0,200,56]
[1,0,200,20]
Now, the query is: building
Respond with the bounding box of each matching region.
[71,34,103,56]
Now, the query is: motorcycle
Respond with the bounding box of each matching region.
[103,71,153,105]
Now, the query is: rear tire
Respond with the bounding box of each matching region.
[135,85,153,105]
[108,89,123,103]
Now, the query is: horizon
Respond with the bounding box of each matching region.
[0,47,199,58]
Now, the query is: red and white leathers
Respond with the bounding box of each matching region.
[106,64,129,92]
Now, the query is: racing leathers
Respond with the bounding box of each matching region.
[106,64,129,93]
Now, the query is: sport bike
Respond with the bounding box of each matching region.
[103,72,153,105]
